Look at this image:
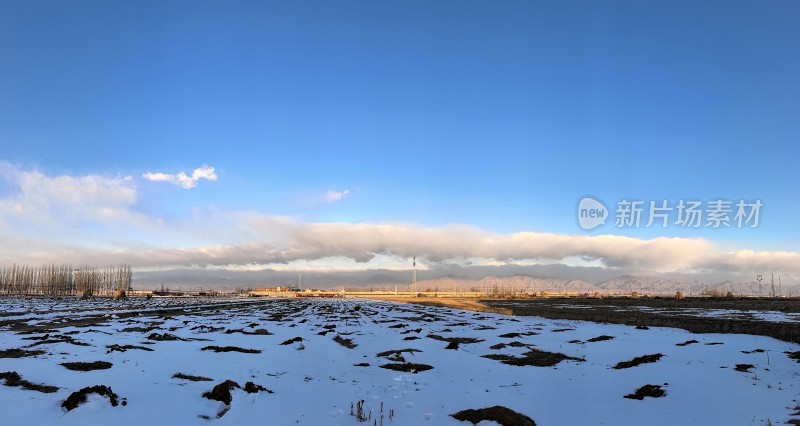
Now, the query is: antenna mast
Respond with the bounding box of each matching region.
[412,256,417,293]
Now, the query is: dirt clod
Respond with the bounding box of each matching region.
[147,333,185,341]
[586,335,615,342]
[203,380,240,405]
[243,381,273,394]
[613,354,664,369]
[173,373,213,382]
[379,363,434,373]
[483,349,583,367]
[60,361,113,371]
[451,405,536,426]
[106,344,154,353]
[280,337,303,345]
[624,384,666,400]
[62,385,120,411]
[201,346,261,354]
[0,348,45,358]
[0,371,58,393]
[333,335,357,349]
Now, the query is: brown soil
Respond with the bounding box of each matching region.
[586,335,615,342]
[1,371,58,393]
[624,384,666,400]
[451,405,536,426]
[62,385,121,411]
[106,344,154,353]
[333,335,357,349]
[427,334,484,344]
[735,364,755,372]
[200,346,261,354]
[203,380,240,405]
[280,337,303,345]
[370,297,513,315]
[147,333,186,341]
[0,348,45,358]
[243,381,272,394]
[61,361,113,371]
[613,354,664,369]
[224,328,272,335]
[483,349,584,367]
[482,297,800,344]
[379,363,434,373]
[173,373,213,382]
[676,340,699,346]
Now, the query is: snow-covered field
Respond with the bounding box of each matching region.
[1,297,798,425]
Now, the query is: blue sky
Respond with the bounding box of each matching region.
[1,1,798,282]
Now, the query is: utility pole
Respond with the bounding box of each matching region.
[411,256,417,294]
[756,275,762,297]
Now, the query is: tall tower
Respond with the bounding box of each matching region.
[412,256,417,293]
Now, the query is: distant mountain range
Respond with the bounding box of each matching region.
[132,268,799,296]
[409,274,799,296]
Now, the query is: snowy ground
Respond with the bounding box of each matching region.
[1,297,799,425]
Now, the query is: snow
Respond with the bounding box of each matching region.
[0,297,798,425]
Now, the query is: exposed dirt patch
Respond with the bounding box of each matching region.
[735,364,755,372]
[62,385,121,411]
[244,381,273,394]
[676,340,699,346]
[586,335,615,342]
[147,332,186,341]
[354,362,370,367]
[484,297,800,344]
[366,297,513,315]
[0,348,45,358]
[613,354,664,369]
[106,344,154,353]
[0,371,58,393]
[786,351,800,363]
[427,334,484,344]
[333,335,357,349]
[280,337,304,345]
[201,346,261,354]
[23,334,90,347]
[203,380,240,405]
[120,325,162,333]
[624,384,666,400]
[173,373,213,382]
[451,405,536,426]
[225,328,273,335]
[483,349,584,367]
[379,363,434,373]
[741,348,765,354]
[61,361,113,371]
[403,336,420,341]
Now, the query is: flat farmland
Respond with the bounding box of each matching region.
[1,297,798,425]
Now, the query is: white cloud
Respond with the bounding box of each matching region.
[324,189,350,203]
[142,165,217,189]
[1,162,799,282]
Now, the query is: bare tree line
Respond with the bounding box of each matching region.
[0,264,132,297]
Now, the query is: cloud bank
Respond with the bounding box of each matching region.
[142,165,217,189]
[1,163,798,282]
